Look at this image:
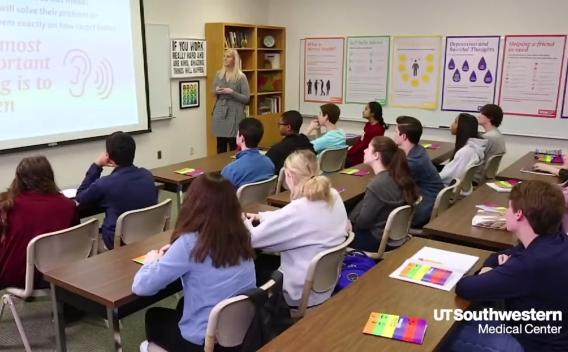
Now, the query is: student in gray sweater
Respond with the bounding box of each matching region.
[350,136,420,252]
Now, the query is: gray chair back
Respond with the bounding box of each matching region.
[318,147,348,173]
[114,199,172,249]
[236,175,278,206]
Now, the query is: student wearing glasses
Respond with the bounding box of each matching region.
[265,110,315,173]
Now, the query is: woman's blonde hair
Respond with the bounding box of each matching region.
[284,150,333,205]
[217,49,244,83]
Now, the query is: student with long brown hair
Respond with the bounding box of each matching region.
[247,150,349,308]
[0,156,77,289]
[133,173,256,352]
[350,136,419,252]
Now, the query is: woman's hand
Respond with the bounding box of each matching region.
[216,87,234,95]
[144,250,160,263]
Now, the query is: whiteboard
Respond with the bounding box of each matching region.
[146,24,173,120]
[299,38,568,140]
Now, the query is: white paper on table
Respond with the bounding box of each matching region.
[389,246,479,291]
[61,188,77,198]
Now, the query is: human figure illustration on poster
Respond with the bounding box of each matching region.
[412,60,419,77]
[326,80,331,95]
[307,79,312,95]
[314,79,319,96]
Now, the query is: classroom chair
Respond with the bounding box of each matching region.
[290,232,355,319]
[0,219,99,352]
[143,273,282,352]
[275,167,289,193]
[359,197,421,260]
[236,175,278,206]
[481,153,505,183]
[318,147,348,173]
[409,181,460,236]
[454,163,483,197]
[431,179,461,218]
[111,199,172,251]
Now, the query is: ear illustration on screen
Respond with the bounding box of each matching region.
[94,58,114,100]
[63,49,92,98]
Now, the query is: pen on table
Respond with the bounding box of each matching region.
[418,258,444,265]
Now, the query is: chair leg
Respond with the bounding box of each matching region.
[0,294,6,320]
[2,295,32,352]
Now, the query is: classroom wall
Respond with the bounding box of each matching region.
[0,0,269,188]
[267,0,568,169]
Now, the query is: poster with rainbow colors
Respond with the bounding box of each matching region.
[363,312,427,344]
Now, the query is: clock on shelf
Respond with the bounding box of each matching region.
[263,35,276,48]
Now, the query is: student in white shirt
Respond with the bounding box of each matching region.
[439,113,487,186]
[246,150,349,307]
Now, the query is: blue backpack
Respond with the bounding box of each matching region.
[335,250,377,293]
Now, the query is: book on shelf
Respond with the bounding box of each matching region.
[258,72,282,92]
[471,204,507,230]
[258,96,281,115]
[244,105,250,117]
[262,53,280,69]
[225,31,249,48]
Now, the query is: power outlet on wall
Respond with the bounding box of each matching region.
[157,150,162,159]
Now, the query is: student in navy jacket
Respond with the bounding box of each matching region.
[442,180,568,352]
[76,132,157,250]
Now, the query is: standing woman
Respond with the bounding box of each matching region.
[346,101,388,167]
[212,49,251,154]
[0,156,78,289]
[133,173,256,351]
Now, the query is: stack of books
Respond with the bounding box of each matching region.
[259,96,281,115]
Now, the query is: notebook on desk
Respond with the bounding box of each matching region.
[389,247,479,291]
[363,312,428,344]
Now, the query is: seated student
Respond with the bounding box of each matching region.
[345,101,388,167]
[475,103,506,182]
[439,113,487,186]
[76,132,157,250]
[246,150,348,307]
[265,110,315,173]
[0,156,78,289]
[442,180,568,352]
[534,156,568,232]
[394,116,444,227]
[221,117,275,188]
[306,103,347,154]
[350,136,419,252]
[133,173,255,352]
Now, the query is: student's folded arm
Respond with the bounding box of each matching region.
[250,208,302,252]
[132,237,191,296]
[76,163,103,200]
[230,77,250,104]
[350,189,383,230]
[455,261,531,301]
[482,246,521,268]
[559,168,568,183]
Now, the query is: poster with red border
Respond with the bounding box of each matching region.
[561,59,568,118]
[498,35,566,118]
[304,37,345,104]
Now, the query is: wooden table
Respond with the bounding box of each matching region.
[151,151,234,206]
[44,231,176,352]
[421,140,454,165]
[423,185,517,250]
[260,237,491,352]
[496,152,561,183]
[266,164,373,208]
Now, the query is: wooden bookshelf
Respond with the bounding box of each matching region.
[205,23,286,154]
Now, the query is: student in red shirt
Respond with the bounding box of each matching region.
[0,156,78,289]
[346,101,387,167]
